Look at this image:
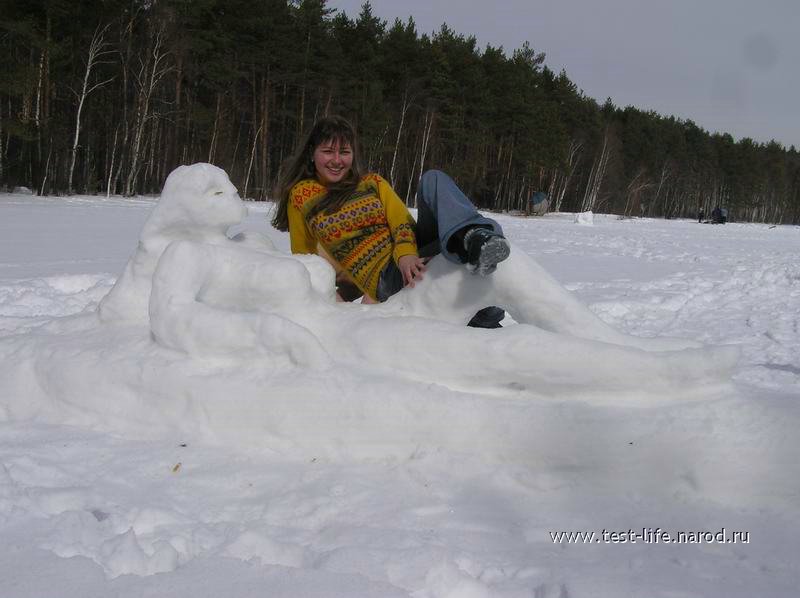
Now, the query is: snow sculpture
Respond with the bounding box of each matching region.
[150,240,735,399]
[98,163,332,322]
[98,163,247,322]
[128,163,736,402]
[150,241,332,369]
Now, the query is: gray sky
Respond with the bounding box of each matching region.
[327,0,800,149]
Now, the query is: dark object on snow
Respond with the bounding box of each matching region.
[337,275,363,302]
[529,191,550,216]
[467,306,505,329]
[711,206,727,224]
[698,209,705,223]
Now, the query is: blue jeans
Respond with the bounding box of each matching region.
[376,170,503,301]
[415,169,504,263]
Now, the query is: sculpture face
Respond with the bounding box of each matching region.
[153,163,247,234]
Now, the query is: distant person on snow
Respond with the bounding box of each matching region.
[711,206,726,224]
[271,116,509,327]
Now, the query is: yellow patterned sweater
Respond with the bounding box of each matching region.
[287,174,418,300]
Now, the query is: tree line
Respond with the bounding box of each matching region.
[2,0,799,223]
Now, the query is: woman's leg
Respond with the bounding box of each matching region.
[417,169,504,264]
[415,170,508,328]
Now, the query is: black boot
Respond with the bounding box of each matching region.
[463,227,511,276]
[467,306,505,328]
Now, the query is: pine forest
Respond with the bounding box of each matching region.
[2,0,799,223]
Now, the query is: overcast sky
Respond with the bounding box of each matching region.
[327,0,799,149]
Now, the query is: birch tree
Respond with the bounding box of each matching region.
[550,138,582,212]
[414,107,435,207]
[389,90,409,188]
[68,24,114,195]
[581,128,612,212]
[125,25,171,197]
[622,167,652,217]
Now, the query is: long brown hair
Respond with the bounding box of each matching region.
[271,116,364,231]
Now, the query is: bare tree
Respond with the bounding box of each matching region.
[622,167,652,217]
[297,30,312,137]
[652,160,672,218]
[550,138,582,212]
[413,107,435,208]
[495,137,515,210]
[33,12,52,192]
[207,93,222,163]
[581,128,611,213]
[243,124,262,200]
[389,89,411,188]
[39,141,52,196]
[125,25,172,196]
[259,73,271,199]
[106,125,119,197]
[68,24,114,195]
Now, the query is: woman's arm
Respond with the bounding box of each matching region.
[376,176,418,264]
[286,198,318,255]
[374,176,425,286]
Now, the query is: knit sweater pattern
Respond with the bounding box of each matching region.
[287,174,418,300]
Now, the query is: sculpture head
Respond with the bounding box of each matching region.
[142,163,247,242]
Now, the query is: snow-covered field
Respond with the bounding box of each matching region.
[1,177,798,597]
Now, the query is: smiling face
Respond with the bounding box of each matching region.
[312,139,353,185]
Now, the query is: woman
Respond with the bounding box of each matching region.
[272,116,509,319]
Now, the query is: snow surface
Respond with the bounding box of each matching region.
[1,166,799,597]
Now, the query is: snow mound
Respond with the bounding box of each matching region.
[574,211,594,226]
[0,164,738,460]
[0,274,113,335]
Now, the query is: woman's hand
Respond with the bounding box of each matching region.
[398,254,427,288]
